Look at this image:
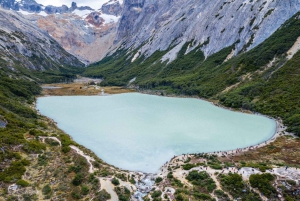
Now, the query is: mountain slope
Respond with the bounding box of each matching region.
[84,11,300,136]
[0,0,124,63]
[114,0,300,61]
[0,8,84,82]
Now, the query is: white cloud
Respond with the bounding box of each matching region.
[35,0,109,9]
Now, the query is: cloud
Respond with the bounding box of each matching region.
[35,0,109,9]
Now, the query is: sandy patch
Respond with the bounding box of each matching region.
[287,36,300,60]
[100,178,119,201]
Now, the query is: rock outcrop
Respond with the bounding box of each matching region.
[115,0,300,62]
[0,8,83,72]
[0,0,123,63]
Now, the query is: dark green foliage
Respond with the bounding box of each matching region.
[72,173,83,186]
[193,192,211,200]
[129,175,136,184]
[71,191,81,199]
[22,140,46,154]
[186,171,216,193]
[95,189,111,201]
[207,155,223,170]
[81,185,90,195]
[45,138,60,146]
[68,165,82,173]
[21,159,30,166]
[29,129,45,136]
[115,186,131,201]
[175,194,184,201]
[0,161,26,182]
[240,162,272,172]
[151,190,162,198]
[116,173,127,181]
[37,154,48,166]
[171,178,184,187]
[219,173,261,200]
[214,189,230,200]
[155,177,163,183]
[42,184,52,195]
[111,177,120,186]
[182,163,196,170]
[16,179,30,187]
[167,172,174,179]
[249,173,276,198]
[22,194,37,201]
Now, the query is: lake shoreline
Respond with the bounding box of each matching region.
[36,88,285,174]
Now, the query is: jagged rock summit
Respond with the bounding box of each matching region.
[1,0,300,65]
[0,0,124,63]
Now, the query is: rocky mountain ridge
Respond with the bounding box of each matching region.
[115,0,300,62]
[1,0,124,63]
[0,7,83,75]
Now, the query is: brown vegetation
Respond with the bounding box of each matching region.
[41,83,135,96]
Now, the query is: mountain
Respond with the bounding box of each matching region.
[0,0,300,200]
[84,1,300,136]
[0,0,123,64]
[0,7,84,84]
[113,0,300,60]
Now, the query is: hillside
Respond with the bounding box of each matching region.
[84,12,300,136]
[0,0,300,200]
[0,8,84,83]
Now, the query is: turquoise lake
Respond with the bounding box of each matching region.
[37,93,276,173]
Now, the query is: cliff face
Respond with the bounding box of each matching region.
[115,0,300,61]
[0,0,122,64]
[36,11,119,64]
[1,0,299,65]
[0,8,83,72]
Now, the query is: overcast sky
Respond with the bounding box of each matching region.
[35,0,109,9]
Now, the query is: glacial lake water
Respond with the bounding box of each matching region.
[37,93,276,173]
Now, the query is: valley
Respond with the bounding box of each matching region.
[0,0,300,200]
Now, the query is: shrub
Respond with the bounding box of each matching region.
[167,172,173,179]
[182,163,196,170]
[81,185,90,195]
[151,190,162,198]
[186,171,216,192]
[16,179,30,187]
[155,177,163,183]
[22,140,46,154]
[42,184,51,195]
[71,191,81,199]
[111,177,120,186]
[249,173,276,198]
[72,173,83,186]
[95,189,111,201]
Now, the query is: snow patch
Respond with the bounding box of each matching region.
[17,10,48,16]
[38,11,48,16]
[105,0,123,5]
[73,9,93,17]
[101,13,120,24]
[17,10,33,15]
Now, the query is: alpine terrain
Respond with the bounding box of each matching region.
[0,0,300,200]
